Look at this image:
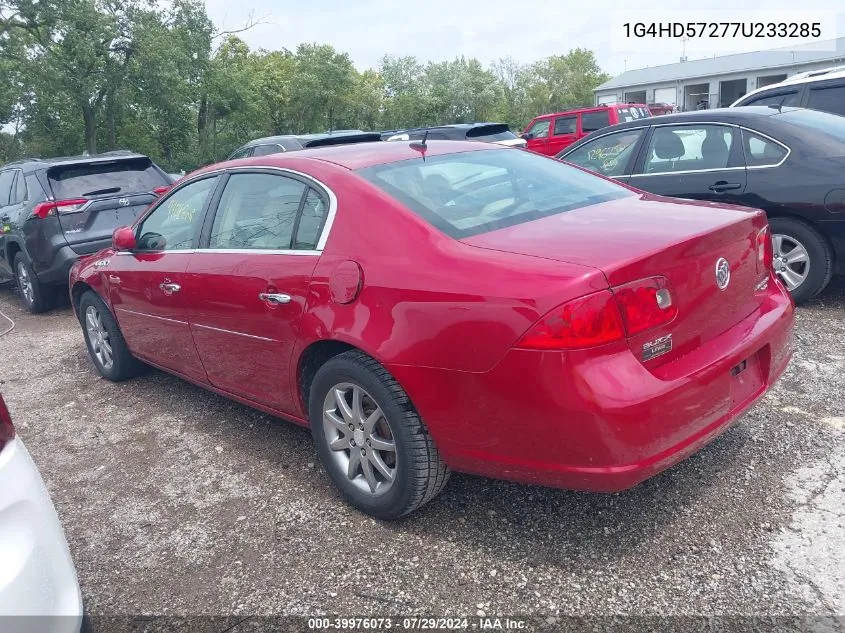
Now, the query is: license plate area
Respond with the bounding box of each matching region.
[729,351,764,412]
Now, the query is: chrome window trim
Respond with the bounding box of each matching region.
[114,248,320,256]
[115,307,186,325]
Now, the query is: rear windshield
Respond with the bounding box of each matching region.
[357,148,632,238]
[776,108,845,142]
[48,158,168,199]
[615,106,652,123]
[466,125,519,142]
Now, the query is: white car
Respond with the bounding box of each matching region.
[0,393,82,633]
[731,65,845,116]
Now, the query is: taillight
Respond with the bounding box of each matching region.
[612,276,678,337]
[515,290,625,350]
[757,226,773,274]
[153,185,171,196]
[0,395,15,450]
[32,198,88,219]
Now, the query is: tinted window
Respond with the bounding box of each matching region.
[251,144,285,157]
[562,129,645,177]
[581,110,611,133]
[295,189,328,249]
[47,158,168,199]
[209,173,307,250]
[0,171,15,206]
[643,125,734,173]
[14,171,26,203]
[553,116,577,135]
[776,108,845,142]
[525,119,551,139]
[807,85,845,117]
[466,125,519,142]
[229,147,252,160]
[357,148,632,239]
[137,177,217,251]
[741,130,788,167]
[743,91,800,108]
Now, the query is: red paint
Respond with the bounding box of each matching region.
[70,141,794,494]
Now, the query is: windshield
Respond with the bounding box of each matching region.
[776,108,845,142]
[357,148,633,238]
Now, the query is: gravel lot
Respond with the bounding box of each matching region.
[0,278,843,630]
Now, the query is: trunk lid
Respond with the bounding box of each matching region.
[45,156,169,254]
[461,194,768,367]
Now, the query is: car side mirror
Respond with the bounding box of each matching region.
[112,226,137,251]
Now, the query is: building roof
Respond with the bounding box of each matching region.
[596,37,845,91]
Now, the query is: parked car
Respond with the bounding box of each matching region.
[522,104,652,156]
[382,123,526,147]
[0,392,83,631]
[648,102,675,115]
[0,152,172,313]
[227,131,382,159]
[732,65,845,116]
[70,140,793,519]
[557,106,845,303]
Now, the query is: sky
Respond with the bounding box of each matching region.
[204,0,845,77]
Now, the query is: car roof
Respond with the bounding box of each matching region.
[2,150,148,170]
[210,140,499,172]
[592,105,790,129]
[535,104,649,119]
[732,65,845,105]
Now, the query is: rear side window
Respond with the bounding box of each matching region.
[553,116,577,135]
[806,84,845,116]
[14,171,26,203]
[741,130,788,167]
[48,158,169,199]
[643,125,734,173]
[229,147,252,160]
[466,125,519,142]
[562,129,645,177]
[0,171,15,206]
[615,106,651,123]
[357,148,632,239]
[251,144,285,157]
[581,110,611,133]
[742,91,800,108]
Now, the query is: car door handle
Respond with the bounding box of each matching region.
[259,292,292,305]
[708,182,742,192]
[159,282,181,295]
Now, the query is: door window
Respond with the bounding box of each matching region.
[561,129,645,177]
[741,130,788,167]
[581,110,611,133]
[229,147,252,160]
[525,119,551,139]
[251,144,285,157]
[0,171,15,206]
[294,189,328,249]
[553,116,577,135]
[13,171,26,204]
[806,84,845,116]
[136,177,218,251]
[743,90,800,108]
[643,125,734,173]
[208,173,309,250]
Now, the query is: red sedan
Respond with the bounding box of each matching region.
[69,141,794,519]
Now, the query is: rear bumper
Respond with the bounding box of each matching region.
[0,438,82,632]
[390,279,794,492]
[33,245,78,286]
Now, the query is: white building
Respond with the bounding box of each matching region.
[595,37,845,111]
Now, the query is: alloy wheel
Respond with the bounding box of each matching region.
[85,305,114,370]
[772,233,810,291]
[322,382,397,495]
[16,261,33,305]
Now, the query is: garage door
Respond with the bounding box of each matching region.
[653,88,677,104]
[597,94,618,105]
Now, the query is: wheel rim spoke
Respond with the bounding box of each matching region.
[780,267,805,290]
[329,435,350,451]
[360,455,378,492]
[369,435,395,452]
[324,409,347,434]
[334,388,354,423]
[369,451,395,482]
[363,406,383,435]
[346,448,361,480]
[772,234,784,257]
[785,248,808,265]
[351,386,364,424]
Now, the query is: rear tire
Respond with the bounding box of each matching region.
[309,350,450,519]
[769,217,833,305]
[14,252,56,314]
[78,290,144,381]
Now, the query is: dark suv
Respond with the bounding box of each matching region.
[0,152,171,312]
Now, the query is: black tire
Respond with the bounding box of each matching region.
[14,252,57,314]
[309,350,450,519]
[78,290,144,381]
[769,217,834,305]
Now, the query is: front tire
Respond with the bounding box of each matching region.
[78,291,144,381]
[14,252,56,314]
[769,217,833,305]
[309,350,450,519]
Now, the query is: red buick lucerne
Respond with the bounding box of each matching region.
[69,140,794,519]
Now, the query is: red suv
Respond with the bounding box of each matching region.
[522,104,652,156]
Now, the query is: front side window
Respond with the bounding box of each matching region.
[581,110,611,133]
[643,125,734,173]
[357,148,633,239]
[561,129,645,177]
[553,116,576,136]
[525,119,551,139]
[743,90,800,108]
[741,130,788,167]
[806,84,845,117]
[136,177,218,251]
[208,173,308,250]
[229,147,252,160]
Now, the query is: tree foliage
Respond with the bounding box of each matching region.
[0,0,610,170]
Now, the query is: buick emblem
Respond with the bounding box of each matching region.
[118,197,130,207]
[715,257,731,290]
